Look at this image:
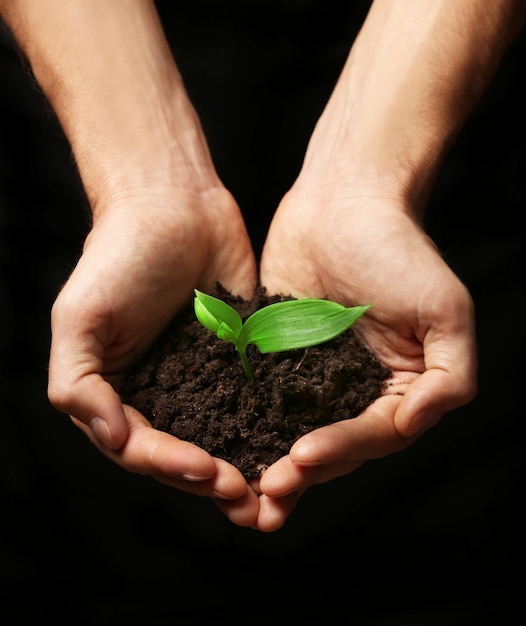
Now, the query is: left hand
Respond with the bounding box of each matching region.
[252,185,477,532]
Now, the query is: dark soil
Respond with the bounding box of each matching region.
[120,284,392,480]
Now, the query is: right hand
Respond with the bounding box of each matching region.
[48,184,261,526]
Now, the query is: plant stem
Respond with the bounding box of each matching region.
[238,349,253,381]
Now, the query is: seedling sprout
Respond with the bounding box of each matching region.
[194,289,371,381]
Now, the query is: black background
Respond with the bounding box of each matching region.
[1,1,525,623]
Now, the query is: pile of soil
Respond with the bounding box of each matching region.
[120,284,392,480]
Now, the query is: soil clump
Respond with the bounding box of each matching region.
[120,284,392,480]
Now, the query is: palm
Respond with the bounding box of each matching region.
[253,189,477,529]
[262,191,470,377]
[51,189,256,383]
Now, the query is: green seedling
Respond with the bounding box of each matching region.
[194,289,372,381]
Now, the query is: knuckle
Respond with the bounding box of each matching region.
[47,380,77,415]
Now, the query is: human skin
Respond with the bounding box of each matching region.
[1,0,525,532]
[256,0,526,531]
[0,0,260,525]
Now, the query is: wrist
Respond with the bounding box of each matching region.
[68,90,221,220]
[298,54,453,214]
[48,51,219,217]
[296,0,526,215]
[3,0,221,216]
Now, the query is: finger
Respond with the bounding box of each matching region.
[72,407,215,478]
[260,396,411,497]
[213,487,261,528]
[254,492,301,532]
[217,462,300,531]
[396,366,479,437]
[71,406,249,501]
[258,455,306,497]
[154,458,248,501]
[50,373,129,449]
[260,455,363,499]
[291,395,409,463]
[394,322,477,437]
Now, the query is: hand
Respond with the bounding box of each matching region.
[48,186,261,526]
[255,185,477,531]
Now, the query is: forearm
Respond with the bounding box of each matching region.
[300,0,526,211]
[0,0,218,217]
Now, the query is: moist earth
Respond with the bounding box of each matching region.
[120,284,392,480]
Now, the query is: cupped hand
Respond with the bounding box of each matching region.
[254,186,477,531]
[48,185,260,526]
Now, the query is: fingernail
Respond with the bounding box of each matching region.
[88,416,114,448]
[182,473,213,481]
[209,489,234,499]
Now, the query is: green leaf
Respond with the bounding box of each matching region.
[216,321,238,344]
[237,299,371,354]
[194,289,243,342]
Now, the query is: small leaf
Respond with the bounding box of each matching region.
[217,321,238,344]
[237,299,371,354]
[194,289,243,341]
[194,297,221,333]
